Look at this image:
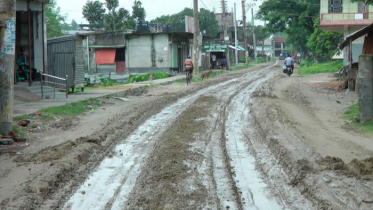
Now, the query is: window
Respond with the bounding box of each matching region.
[329,0,343,13]
[358,2,369,13]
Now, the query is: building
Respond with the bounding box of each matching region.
[47,31,193,81]
[14,0,48,85]
[320,0,373,63]
[271,33,286,57]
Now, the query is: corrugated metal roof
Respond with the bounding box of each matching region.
[339,23,373,49]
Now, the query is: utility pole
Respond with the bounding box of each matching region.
[252,7,257,61]
[222,0,230,69]
[241,0,248,64]
[234,3,238,67]
[193,0,199,76]
[0,0,16,135]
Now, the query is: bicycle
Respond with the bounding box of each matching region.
[186,70,192,85]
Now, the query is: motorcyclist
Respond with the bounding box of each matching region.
[284,54,294,73]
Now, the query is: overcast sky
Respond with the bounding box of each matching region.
[56,0,264,25]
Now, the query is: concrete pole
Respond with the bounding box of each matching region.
[193,0,199,76]
[242,0,248,64]
[252,8,257,61]
[0,0,16,135]
[234,3,238,67]
[222,0,230,69]
[358,55,373,121]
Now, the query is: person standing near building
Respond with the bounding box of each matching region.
[211,54,217,69]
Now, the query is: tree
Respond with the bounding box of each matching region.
[246,24,269,51]
[104,0,134,31]
[82,0,105,25]
[61,19,79,31]
[82,0,135,31]
[150,8,219,38]
[351,0,373,5]
[132,0,146,20]
[257,0,319,53]
[307,18,343,60]
[46,0,65,38]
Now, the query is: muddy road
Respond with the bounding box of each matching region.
[62,63,310,210]
[3,63,373,210]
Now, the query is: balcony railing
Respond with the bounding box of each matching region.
[321,12,373,21]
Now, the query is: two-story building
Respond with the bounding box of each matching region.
[320,0,373,63]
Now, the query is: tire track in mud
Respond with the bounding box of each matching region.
[62,68,267,210]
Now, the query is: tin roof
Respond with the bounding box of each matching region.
[339,23,373,49]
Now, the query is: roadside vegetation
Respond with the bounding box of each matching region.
[12,98,103,138]
[343,103,373,136]
[298,60,343,75]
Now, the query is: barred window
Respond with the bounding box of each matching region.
[329,0,343,13]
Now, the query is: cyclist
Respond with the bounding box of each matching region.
[185,55,194,75]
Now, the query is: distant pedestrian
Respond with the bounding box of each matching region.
[211,54,217,69]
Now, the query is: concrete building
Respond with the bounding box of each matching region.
[320,0,373,63]
[271,33,286,57]
[14,0,48,84]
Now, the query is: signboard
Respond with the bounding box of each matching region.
[185,16,194,33]
[203,44,228,52]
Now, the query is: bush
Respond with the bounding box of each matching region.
[256,57,266,63]
[128,71,169,83]
[299,61,343,75]
[99,78,117,87]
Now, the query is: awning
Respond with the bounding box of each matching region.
[96,49,116,65]
[206,50,226,52]
[90,45,125,49]
[228,45,245,51]
[339,23,373,49]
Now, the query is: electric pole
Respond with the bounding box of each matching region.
[222,0,230,69]
[193,0,199,76]
[252,8,257,61]
[241,0,248,64]
[0,0,16,135]
[234,3,238,67]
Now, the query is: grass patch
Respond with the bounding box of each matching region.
[343,103,373,136]
[39,98,102,116]
[128,72,169,83]
[299,61,342,75]
[12,124,26,138]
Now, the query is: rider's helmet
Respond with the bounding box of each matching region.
[188,55,191,58]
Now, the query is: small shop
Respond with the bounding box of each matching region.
[203,44,244,69]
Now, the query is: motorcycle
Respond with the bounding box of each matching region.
[282,65,293,77]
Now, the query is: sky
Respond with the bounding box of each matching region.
[56,0,264,25]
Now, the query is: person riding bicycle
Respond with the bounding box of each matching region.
[185,55,194,75]
[284,54,294,73]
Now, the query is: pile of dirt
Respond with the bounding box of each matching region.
[348,158,373,180]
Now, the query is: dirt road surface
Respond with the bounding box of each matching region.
[2,63,373,210]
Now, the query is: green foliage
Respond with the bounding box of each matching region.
[150,8,219,38]
[257,0,319,53]
[39,98,102,116]
[298,61,343,75]
[246,24,270,47]
[82,0,136,31]
[128,72,169,83]
[256,57,266,63]
[99,78,117,87]
[61,20,79,31]
[83,0,106,25]
[132,0,146,20]
[46,0,65,38]
[344,103,373,136]
[351,0,373,5]
[307,18,343,61]
[12,125,26,138]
